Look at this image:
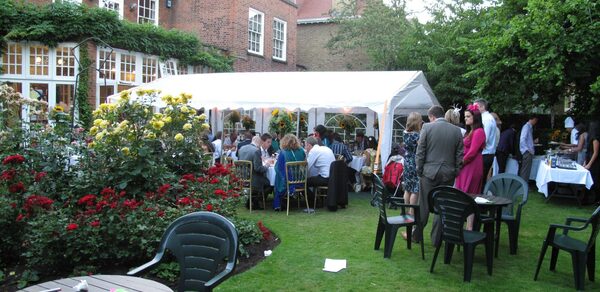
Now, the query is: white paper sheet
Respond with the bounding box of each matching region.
[323,258,347,272]
[474,197,491,204]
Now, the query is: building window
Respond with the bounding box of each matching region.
[56,84,75,107]
[120,54,136,82]
[138,0,158,24]
[142,56,158,83]
[1,43,22,75]
[177,64,188,75]
[98,50,116,80]
[100,0,124,18]
[160,60,177,77]
[29,45,50,76]
[248,8,264,55]
[55,46,76,77]
[272,18,287,61]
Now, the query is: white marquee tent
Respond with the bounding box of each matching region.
[109,71,440,168]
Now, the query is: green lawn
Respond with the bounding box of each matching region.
[219,191,599,291]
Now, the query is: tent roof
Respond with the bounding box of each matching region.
[112,71,439,114]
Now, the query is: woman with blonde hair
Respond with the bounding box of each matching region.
[401,112,422,240]
[445,107,466,136]
[273,134,306,211]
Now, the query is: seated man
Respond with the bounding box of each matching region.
[236,130,254,158]
[238,136,274,208]
[306,136,336,194]
[354,132,367,152]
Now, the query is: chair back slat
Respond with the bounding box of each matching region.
[483,173,528,216]
[285,161,307,191]
[233,160,252,193]
[430,186,479,245]
[371,174,388,221]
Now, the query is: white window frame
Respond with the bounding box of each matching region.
[0,42,78,111]
[1,43,23,75]
[142,56,158,83]
[52,0,82,3]
[138,0,159,25]
[248,8,264,55]
[100,0,124,19]
[272,18,287,61]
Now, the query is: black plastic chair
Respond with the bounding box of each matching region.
[534,206,600,291]
[483,173,528,256]
[429,186,493,282]
[128,212,238,292]
[372,174,424,259]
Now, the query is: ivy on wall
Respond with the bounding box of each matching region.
[0,0,233,71]
[75,43,92,129]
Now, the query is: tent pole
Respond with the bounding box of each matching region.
[374,101,388,174]
[261,108,264,134]
[296,108,300,137]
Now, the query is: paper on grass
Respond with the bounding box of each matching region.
[474,197,491,204]
[323,258,347,272]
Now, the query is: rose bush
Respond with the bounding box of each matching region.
[0,89,265,286]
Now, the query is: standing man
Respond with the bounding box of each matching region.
[475,99,497,187]
[415,105,464,246]
[519,116,539,182]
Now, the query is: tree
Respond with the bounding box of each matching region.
[468,0,600,115]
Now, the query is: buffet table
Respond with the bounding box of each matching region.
[535,160,594,198]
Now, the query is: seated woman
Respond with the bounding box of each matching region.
[273,134,306,211]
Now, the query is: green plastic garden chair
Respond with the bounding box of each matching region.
[534,206,600,291]
[372,174,424,259]
[483,173,528,256]
[429,186,493,282]
[127,211,238,292]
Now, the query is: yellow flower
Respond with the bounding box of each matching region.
[201,123,210,131]
[272,109,279,116]
[119,90,131,100]
[152,120,165,130]
[183,123,192,131]
[93,119,103,127]
[53,105,64,112]
[88,141,96,148]
[163,116,172,123]
[95,132,105,140]
[146,132,156,139]
[100,120,110,129]
[153,113,163,119]
[89,126,99,135]
[180,93,192,103]
[175,133,184,142]
[121,147,130,155]
[180,106,189,113]
[118,120,129,128]
[197,114,207,121]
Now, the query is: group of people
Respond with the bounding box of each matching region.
[399,100,600,246]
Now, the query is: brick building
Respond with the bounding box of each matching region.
[296,0,370,71]
[1,0,298,113]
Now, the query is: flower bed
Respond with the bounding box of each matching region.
[0,85,264,288]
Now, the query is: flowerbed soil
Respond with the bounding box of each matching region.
[1,231,280,291]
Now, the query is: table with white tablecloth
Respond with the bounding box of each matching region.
[349,155,366,172]
[492,155,544,180]
[535,160,594,198]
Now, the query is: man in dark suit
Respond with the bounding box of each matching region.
[414,105,464,246]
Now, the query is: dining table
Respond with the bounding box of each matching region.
[472,195,513,258]
[535,160,594,204]
[20,275,173,292]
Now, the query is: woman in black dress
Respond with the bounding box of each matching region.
[584,121,599,202]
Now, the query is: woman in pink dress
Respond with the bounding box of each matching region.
[456,104,486,195]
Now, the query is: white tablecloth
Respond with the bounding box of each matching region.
[266,165,276,186]
[349,155,366,172]
[492,155,543,180]
[535,160,594,197]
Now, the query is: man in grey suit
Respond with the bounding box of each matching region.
[414,105,464,246]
